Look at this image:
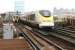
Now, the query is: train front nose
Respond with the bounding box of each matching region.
[39,22,54,27]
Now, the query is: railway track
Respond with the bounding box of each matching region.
[20,24,75,50]
[55,26,75,31]
[15,23,63,50]
[14,23,40,50]
[15,22,75,50]
[32,28,75,50]
[54,26,75,39]
[34,29,75,50]
[63,26,75,31]
[54,29,75,38]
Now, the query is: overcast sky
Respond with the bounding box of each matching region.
[0,0,75,13]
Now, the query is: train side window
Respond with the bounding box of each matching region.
[30,14,35,20]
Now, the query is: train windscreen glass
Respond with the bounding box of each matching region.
[39,10,51,17]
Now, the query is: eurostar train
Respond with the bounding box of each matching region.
[24,10,54,28]
[13,10,54,29]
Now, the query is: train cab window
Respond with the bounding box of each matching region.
[39,10,51,17]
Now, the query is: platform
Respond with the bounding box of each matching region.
[0,39,31,50]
